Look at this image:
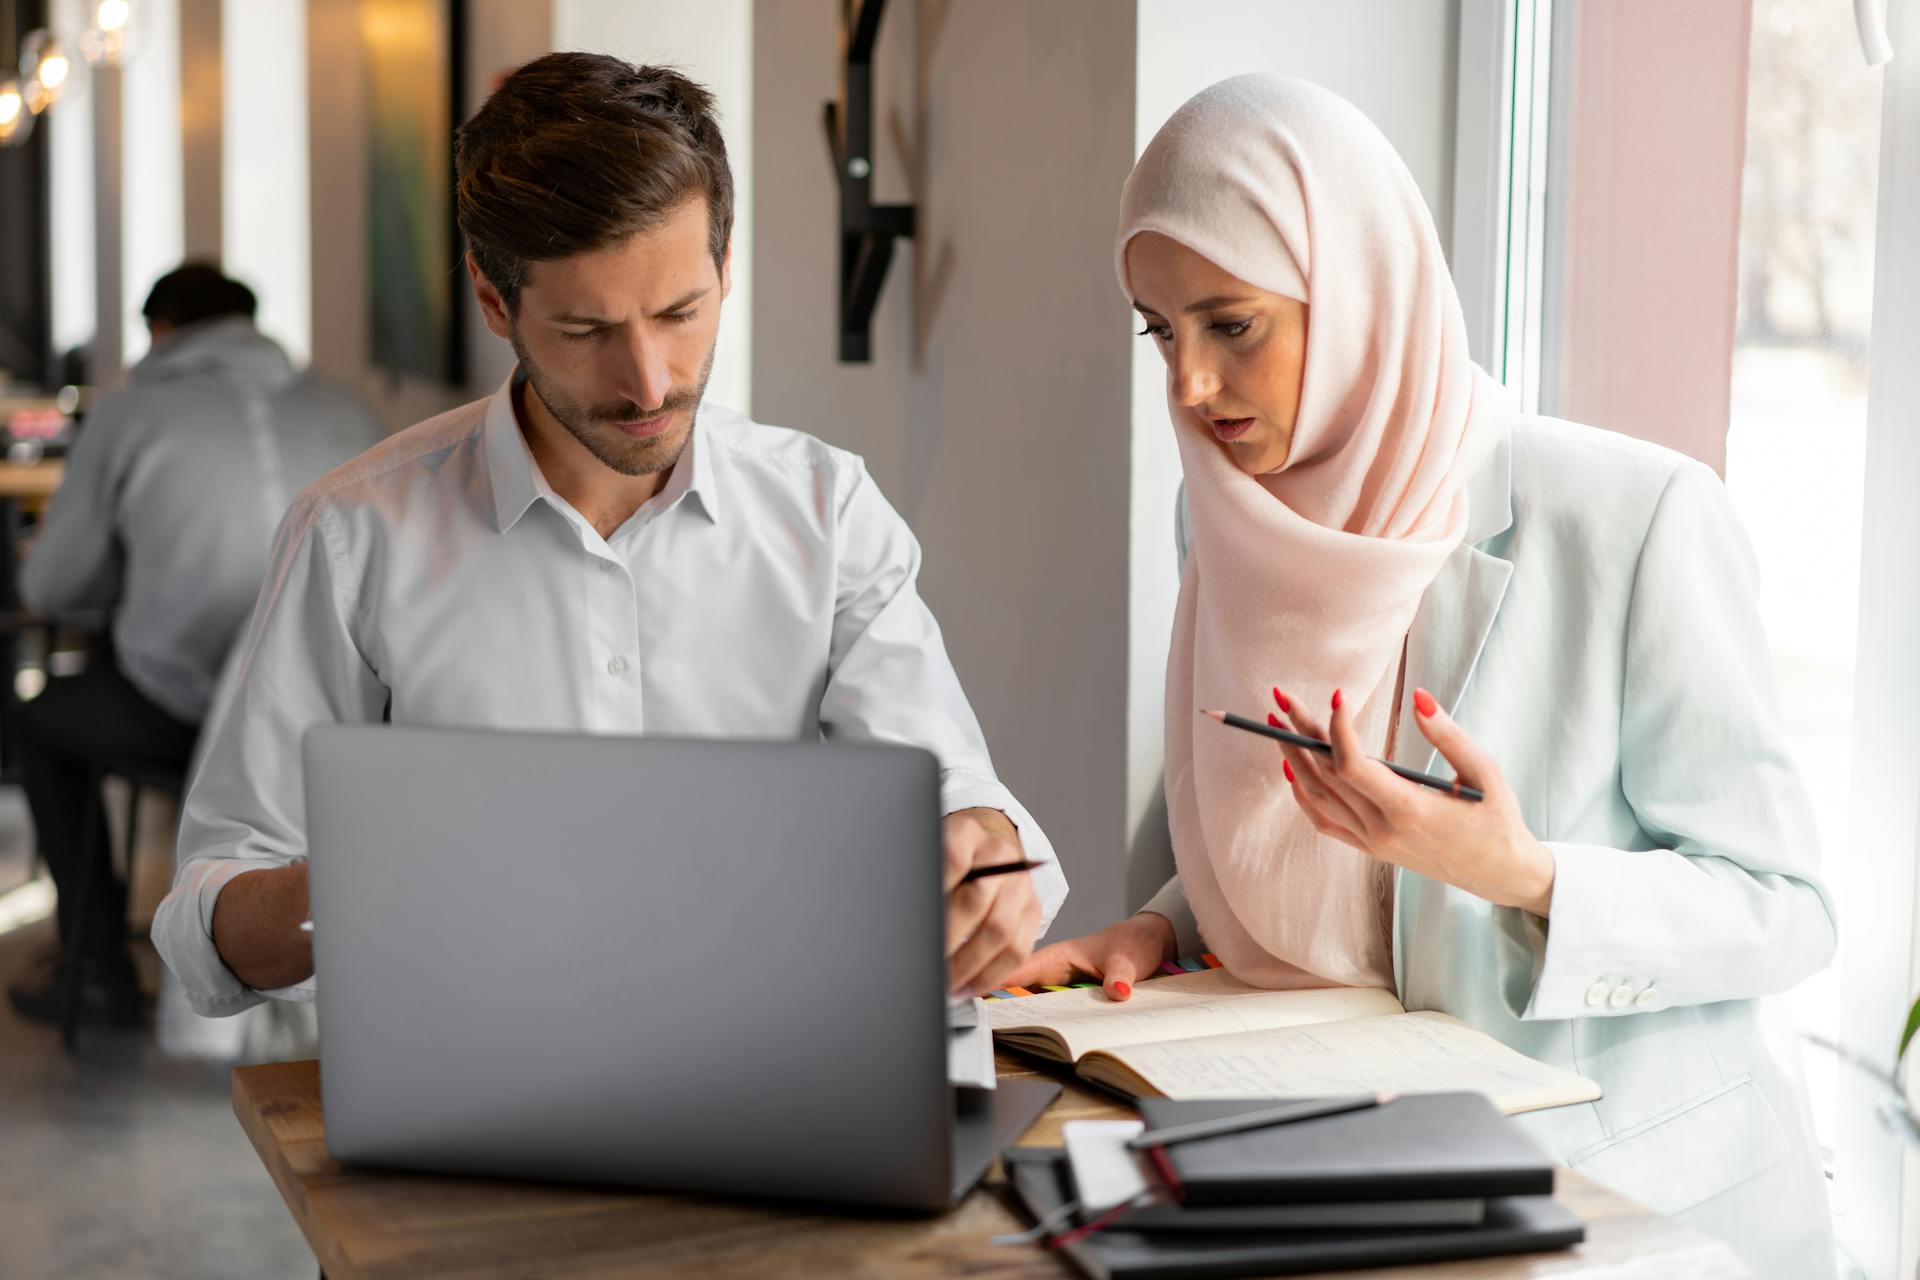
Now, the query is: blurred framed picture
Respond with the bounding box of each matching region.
[362,0,466,385]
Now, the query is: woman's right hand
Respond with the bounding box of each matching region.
[997,912,1178,1001]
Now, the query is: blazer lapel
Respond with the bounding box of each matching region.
[1391,427,1516,997]
[1394,428,1516,776]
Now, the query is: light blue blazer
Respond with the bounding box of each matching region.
[1154,417,1837,1280]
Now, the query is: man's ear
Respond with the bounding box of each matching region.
[468,252,514,341]
[719,237,733,303]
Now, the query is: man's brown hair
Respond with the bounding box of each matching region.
[455,53,734,313]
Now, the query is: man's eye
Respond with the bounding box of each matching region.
[561,329,600,343]
[664,310,697,325]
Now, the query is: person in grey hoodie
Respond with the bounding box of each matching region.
[7,263,382,1028]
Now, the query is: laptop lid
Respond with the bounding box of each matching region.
[305,724,952,1209]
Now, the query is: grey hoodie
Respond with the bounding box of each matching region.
[21,317,383,723]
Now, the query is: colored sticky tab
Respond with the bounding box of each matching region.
[1158,961,1184,976]
[988,991,1013,1000]
[1201,953,1222,968]
[1042,985,1072,992]
[1071,982,1098,989]
[1178,957,1205,972]
[1003,986,1036,998]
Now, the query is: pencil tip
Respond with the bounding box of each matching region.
[1199,709,1224,721]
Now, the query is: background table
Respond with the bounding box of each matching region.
[231,1051,1752,1279]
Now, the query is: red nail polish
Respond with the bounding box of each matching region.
[1331,688,1343,710]
[1267,712,1282,727]
[1277,690,1291,713]
[1414,688,1437,717]
[1113,981,1132,998]
[1283,759,1296,783]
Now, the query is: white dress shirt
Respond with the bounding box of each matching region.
[153,376,1067,1015]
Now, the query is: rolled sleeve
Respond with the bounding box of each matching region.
[1491,461,1837,1021]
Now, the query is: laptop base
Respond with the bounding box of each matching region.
[950,1077,1062,1202]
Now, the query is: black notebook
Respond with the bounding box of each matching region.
[1136,1093,1556,1207]
[1005,1147,1584,1280]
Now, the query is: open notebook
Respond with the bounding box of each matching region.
[986,969,1600,1115]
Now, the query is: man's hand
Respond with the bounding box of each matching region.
[943,807,1043,995]
[210,861,315,990]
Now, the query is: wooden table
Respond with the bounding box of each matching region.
[0,458,64,507]
[232,1053,1750,1279]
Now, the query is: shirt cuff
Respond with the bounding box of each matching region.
[939,768,1068,938]
[152,855,306,1018]
[1492,842,1672,1021]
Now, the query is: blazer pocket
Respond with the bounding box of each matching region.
[1565,1075,1788,1217]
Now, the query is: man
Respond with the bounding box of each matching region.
[10,263,382,1027]
[153,54,1066,1017]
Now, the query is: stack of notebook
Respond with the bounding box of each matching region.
[1005,1093,1584,1279]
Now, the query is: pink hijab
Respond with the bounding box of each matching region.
[1118,75,1513,990]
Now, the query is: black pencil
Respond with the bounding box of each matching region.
[959,859,1046,883]
[1201,709,1484,801]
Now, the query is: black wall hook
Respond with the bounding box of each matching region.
[823,0,916,363]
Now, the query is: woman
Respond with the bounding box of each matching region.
[1007,75,1837,1278]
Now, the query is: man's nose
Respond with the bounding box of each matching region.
[617,331,675,409]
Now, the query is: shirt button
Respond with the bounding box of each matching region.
[1584,981,1610,1008]
[1608,983,1635,1009]
[599,560,615,572]
[1634,987,1661,1009]
[607,657,627,675]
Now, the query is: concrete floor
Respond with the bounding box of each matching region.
[0,786,318,1280]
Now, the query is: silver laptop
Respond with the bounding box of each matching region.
[303,724,1058,1211]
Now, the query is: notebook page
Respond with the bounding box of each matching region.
[1099,1011,1601,1114]
[985,969,1404,1060]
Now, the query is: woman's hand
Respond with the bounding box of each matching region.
[1271,686,1556,916]
[998,912,1177,1001]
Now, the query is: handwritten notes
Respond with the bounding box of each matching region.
[1084,1011,1602,1115]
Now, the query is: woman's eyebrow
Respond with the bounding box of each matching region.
[1183,294,1257,313]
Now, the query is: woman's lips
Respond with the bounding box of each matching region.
[614,412,673,439]
[1210,417,1255,442]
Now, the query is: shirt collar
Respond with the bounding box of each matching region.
[483,372,723,533]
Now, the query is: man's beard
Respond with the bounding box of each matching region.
[510,334,717,478]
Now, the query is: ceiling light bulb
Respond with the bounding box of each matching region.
[97,0,130,34]
[0,81,32,147]
[37,52,70,91]
[18,31,69,110]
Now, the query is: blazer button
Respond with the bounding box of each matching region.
[1608,983,1635,1009]
[1584,981,1610,1007]
[1634,987,1661,1009]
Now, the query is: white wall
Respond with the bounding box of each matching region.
[751,0,1139,940]
[46,20,96,361]
[1123,2,1463,910]
[121,0,183,365]
[223,0,311,365]
[553,0,754,417]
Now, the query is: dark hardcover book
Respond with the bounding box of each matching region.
[1005,1148,1583,1280]
[1108,1197,1486,1232]
[1136,1093,1555,1206]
